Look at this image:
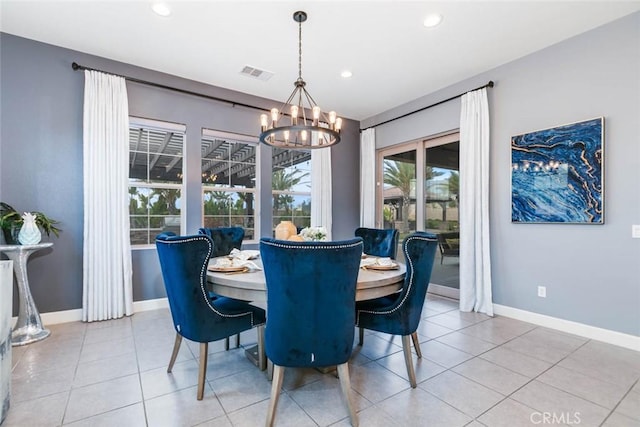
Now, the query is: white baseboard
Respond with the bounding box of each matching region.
[17,298,639,352]
[493,304,640,352]
[428,284,460,300]
[13,298,170,326]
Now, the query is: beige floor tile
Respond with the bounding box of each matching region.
[375,349,447,383]
[333,404,402,427]
[11,363,75,403]
[616,390,640,420]
[287,374,371,426]
[136,339,194,372]
[477,398,540,427]
[458,316,535,345]
[377,387,472,427]
[479,346,553,378]
[63,402,146,427]
[427,312,478,330]
[73,351,138,387]
[420,340,474,368]
[226,392,316,427]
[415,320,455,339]
[192,414,233,427]
[559,341,640,389]
[280,366,324,391]
[511,380,609,427]
[421,370,505,417]
[1,390,68,427]
[436,331,498,356]
[144,385,225,427]
[452,357,530,395]
[78,335,135,364]
[64,374,142,423]
[140,358,200,400]
[537,365,629,409]
[352,333,403,361]
[501,327,587,363]
[209,367,272,413]
[350,361,410,403]
[601,411,640,427]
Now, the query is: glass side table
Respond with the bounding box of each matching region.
[0,243,53,346]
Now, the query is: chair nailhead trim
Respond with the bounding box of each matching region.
[261,240,362,250]
[356,235,437,324]
[157,236,264,327]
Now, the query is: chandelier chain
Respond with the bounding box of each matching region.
[298,19,303,81]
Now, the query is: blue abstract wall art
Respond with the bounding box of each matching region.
[511,117,604,224]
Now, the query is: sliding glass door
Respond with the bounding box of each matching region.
[378,133,460,296]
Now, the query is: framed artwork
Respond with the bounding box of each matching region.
[511,117,604,224]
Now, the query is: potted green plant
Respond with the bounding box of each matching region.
[0,202,61,245]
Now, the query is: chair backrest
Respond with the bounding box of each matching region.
[260,237,363,368]
[198,227,244,257]
[359,232,438,336]
[355,227,399,259]
[156,233,241,343]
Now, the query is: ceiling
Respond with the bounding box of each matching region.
[2,1,639,121]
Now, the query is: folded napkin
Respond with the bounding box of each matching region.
[360,257,395,268]
[213,257,261,271]
[229,248,260,261]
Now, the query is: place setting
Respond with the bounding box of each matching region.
[360,256,399,271]
[208,251,261,275]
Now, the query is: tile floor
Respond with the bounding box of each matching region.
[4,295,640,426]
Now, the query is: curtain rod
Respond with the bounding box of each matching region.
[71,62,270,114]
[360,80,494,132]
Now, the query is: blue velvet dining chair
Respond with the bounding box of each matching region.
[198,226,245,257]
[156,233,266,400]
[355,232,437,388]
[198,226,245,349]
[260,237,363,427]
[355,227,399,259]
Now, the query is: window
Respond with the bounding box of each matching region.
[128,118,185,246]
[201,130,259,240]
[272,147,311,231]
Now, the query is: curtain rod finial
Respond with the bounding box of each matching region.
[72,62,80,70]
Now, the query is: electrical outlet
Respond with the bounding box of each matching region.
[537,286,547,298]
[632,225,640,238]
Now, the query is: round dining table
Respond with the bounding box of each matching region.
[206,258,406,302]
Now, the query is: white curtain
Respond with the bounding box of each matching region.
[360,128,376,228]
[311,129,332,239]
[459,88,493,316]
[82,70,133,322]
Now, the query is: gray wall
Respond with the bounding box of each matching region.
[0,33,361,312]
[362,13,640,336]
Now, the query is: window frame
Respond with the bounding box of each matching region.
[201,129,260,243]
[128,116,186,249]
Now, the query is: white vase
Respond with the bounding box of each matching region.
[18,212,41,245]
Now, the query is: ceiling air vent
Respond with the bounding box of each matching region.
[240,65,274,81]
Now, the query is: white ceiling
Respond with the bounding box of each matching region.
[2,1,639,121]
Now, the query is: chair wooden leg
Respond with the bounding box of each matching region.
[265,365,285,427]
[358,327,364,346]
[257,325,266,371]
[267,359,274,381]
[197,342,208,400]
[411,332,422,359]
[337,363,359,427]
[225,337,230,351]
[235,333,241,348]
[402,335,417,388]
[167,333,182,373]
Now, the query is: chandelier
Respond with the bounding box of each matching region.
[259,11,342,149]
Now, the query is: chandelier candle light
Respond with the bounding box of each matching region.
[259,11,342,149]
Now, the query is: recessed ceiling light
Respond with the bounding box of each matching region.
[341,70,353,78]
[423,13,443,28]
[152,3,171,17]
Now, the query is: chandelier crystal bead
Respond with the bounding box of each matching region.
[258,11,341,149]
